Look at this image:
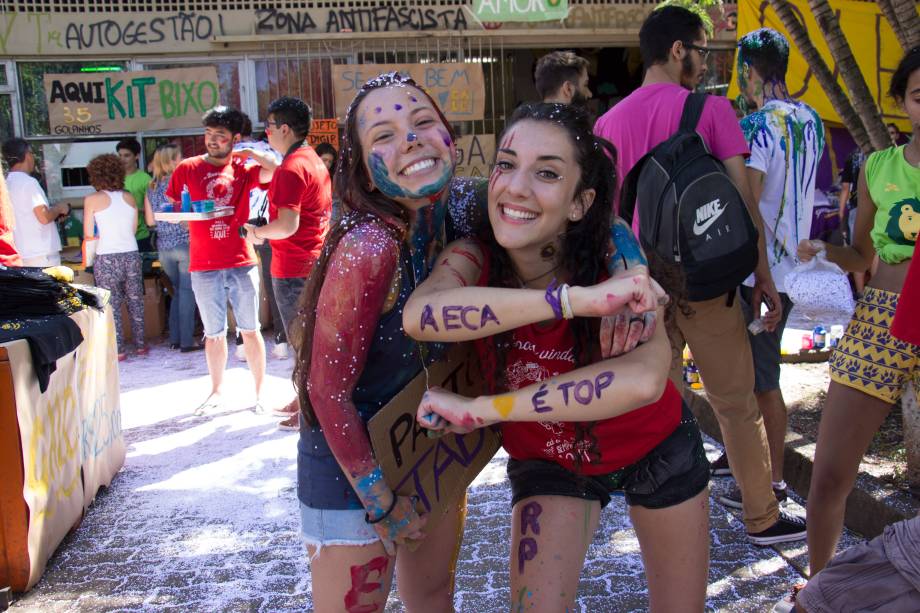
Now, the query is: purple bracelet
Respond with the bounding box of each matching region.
[545,279,564,320]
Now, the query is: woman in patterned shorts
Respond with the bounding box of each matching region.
[797,47,920,579]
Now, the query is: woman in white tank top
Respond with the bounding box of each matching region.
[83,154,146,360]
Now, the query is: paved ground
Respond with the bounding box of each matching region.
[10,342,861,612]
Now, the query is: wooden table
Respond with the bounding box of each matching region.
[0,303,125,592]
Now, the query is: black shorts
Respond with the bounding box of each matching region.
[507,404,709,510]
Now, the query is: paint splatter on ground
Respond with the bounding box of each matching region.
[10,342,858,612]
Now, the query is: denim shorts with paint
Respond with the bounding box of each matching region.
[299,502,380,561]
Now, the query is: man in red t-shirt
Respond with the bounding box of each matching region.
[243,97,332,429]
[166,106,277,415]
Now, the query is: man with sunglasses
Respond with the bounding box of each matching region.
[241,97,333,431]
[595,6,805,546]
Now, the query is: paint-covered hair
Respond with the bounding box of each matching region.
[889,46,920,102]
[737,28,790,83]
[480,102,617,467]
[290,72,455,425]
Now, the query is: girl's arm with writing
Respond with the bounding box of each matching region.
[417,308,670,431]
[403,238,665,342]
[309,223,425,554]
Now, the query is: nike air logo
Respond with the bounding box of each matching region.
[693,198,728,235]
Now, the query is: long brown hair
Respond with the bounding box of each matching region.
[290,72,457,425]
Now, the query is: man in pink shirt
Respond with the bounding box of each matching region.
[595,6,804,546]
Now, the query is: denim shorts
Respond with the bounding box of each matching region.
[190,265,260,337]
[739,285,794,392]
[299,502,379,559]
[507,404,709,510]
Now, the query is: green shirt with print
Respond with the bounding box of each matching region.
[125,169,153,242]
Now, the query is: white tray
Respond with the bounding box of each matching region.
[154,206,234,222]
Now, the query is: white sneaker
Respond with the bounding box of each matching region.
[235,343,246,361]
[272,342,290,359]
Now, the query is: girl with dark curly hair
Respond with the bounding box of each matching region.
[404,103,710,611]
[83,153,145,360]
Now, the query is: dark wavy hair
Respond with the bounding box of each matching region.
[479,102,618,467]
[290,72,456,425]
[87,154,126,192]
[889,46,920,102]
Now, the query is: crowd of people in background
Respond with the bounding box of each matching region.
[0,5,917,611]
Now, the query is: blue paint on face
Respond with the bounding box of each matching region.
[410,96,418,103]
[395,104,403,111]
[368,151,452,201]
[375,107,382,114]
[407,132,417,142]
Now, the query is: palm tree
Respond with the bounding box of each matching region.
[766,0,875,153]
[808,0,891,150]
[886,0,920,50]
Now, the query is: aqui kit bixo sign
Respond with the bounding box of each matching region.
[43,66,220,136]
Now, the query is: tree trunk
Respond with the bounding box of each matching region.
[876,0,913,52]
[809,0,891,151]
[887,0,920,50]
[767,0,874,153]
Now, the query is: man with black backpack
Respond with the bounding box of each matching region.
[595,5,807,545]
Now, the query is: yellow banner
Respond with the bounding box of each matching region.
[729,0,911,131]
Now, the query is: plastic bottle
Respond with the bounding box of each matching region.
[813,326,827,350]
[830,324,844,348]
[748,319,766,335]
[181,185,192,212]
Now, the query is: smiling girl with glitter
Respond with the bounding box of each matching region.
[288,73,486,612]
[403,103,710,611]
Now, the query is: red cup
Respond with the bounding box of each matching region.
[801,334,814,350]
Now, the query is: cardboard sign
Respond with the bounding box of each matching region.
[332,63,485,122]
[44,66,219,135]
[308,118,340,150]
[367,346,500,530]
[455,134,495,178]
[473,0,569,22]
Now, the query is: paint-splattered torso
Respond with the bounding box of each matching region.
[741,99,825,292]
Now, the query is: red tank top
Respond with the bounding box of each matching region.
[472,246,681,474]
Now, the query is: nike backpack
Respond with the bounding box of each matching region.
[620,93,759,302]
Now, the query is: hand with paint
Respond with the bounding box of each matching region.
[417,386,486,434]
[568,272,667,318]
[370,495,429,555]
[600,307,657,358]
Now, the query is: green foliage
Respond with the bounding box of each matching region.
[655,0,724,36]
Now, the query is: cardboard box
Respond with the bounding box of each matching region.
[121,276,166,342]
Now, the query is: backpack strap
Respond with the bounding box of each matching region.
[679,92,708,133]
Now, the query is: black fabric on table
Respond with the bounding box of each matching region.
[0,314,83,393]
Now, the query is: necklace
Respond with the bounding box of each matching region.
[514,264,561,288]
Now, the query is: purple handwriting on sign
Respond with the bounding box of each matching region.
[517,501,542,574]
[420,304,501,332]
[392,422,488,512]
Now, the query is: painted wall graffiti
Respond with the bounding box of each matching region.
[27,384,81,522]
